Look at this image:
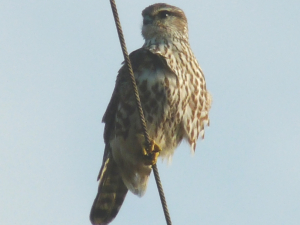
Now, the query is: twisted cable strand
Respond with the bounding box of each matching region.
[109,1,172,224]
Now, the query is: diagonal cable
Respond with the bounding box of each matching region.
[109,1,172,225]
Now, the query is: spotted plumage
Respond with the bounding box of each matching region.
[90,3,211,225]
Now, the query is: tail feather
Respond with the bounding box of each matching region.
[90,157,128,225]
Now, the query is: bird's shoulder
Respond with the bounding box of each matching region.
[102,48,170,143]
[119,47,169,76]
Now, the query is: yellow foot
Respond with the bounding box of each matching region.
[143,139,162,166]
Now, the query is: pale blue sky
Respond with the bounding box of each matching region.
[1,1,299,225]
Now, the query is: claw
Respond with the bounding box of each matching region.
[143,139,162,165]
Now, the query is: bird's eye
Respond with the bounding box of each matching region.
[159,10,170,19]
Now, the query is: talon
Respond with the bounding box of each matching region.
[143,139,162,165]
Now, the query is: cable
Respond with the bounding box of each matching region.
[109,1,172,224]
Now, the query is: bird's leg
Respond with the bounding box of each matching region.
[142,139,162,166]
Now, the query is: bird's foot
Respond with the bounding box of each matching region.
[143,139,162,166]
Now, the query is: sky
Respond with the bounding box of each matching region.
[1,0,299,225]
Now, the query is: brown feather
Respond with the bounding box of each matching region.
[90,150,128,225]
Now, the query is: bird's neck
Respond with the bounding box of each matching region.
[143,36,189,56]
[142,35,197,78]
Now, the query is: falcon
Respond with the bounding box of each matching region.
[90,3,211,224]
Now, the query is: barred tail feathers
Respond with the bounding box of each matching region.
[90,157,128,225]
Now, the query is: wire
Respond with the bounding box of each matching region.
[109,1,172,224]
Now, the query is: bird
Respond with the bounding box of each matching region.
[90,3,211,225]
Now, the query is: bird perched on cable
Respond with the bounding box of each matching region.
[90,3,211,225]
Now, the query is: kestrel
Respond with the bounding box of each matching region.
[90,3,211,224]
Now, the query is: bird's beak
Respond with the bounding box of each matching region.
[143,15,153,25]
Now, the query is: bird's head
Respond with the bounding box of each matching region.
[141,3,188,42]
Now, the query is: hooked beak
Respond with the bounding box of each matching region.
[143,15,153,25]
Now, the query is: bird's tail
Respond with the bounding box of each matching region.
[90,156,128,225]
